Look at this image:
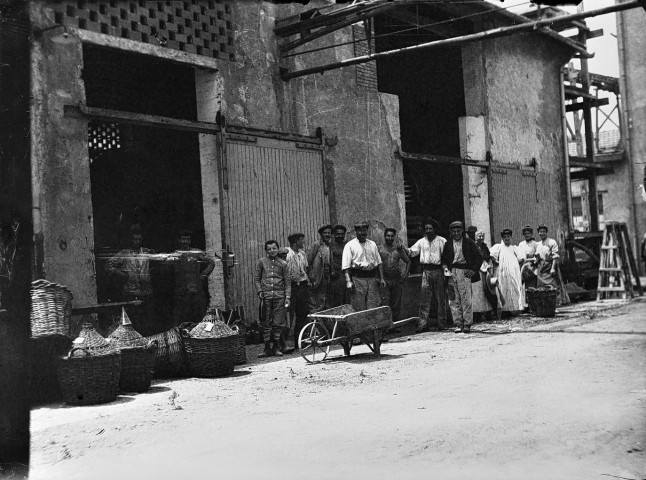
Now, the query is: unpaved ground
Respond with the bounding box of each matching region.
[28,299,646,480]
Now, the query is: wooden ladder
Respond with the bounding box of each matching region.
[596,222,644,301]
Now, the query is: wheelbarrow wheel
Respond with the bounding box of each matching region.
[298,321,330,363]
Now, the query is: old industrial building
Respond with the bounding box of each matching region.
[18,0,590,320]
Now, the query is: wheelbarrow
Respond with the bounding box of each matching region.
[297,305,418,363]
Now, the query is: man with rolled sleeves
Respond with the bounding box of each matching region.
[328,224,348,308]
[441,221,482,334]
[379,227,410,323]
[342,221,386,312]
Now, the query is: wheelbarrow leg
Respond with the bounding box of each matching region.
[372,329,381,357]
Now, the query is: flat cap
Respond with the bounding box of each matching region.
[354,221,369,229]
[449,221,464,229]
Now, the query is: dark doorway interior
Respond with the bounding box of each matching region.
[83,45,205,332]
[375,14,466,254]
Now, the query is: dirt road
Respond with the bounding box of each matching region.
[29,299,646,480]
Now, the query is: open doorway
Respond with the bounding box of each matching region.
[83,45,205,333]
[375,15,466,257]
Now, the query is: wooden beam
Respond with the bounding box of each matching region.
[570,167,614,179]
[566,97,609,112]
[385,8,467,39]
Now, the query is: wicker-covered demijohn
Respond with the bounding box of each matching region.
[108,308,157,393]
[183,312,237,378]
[30,279,73,338]
[145,326,186,378]
[231,320,247,365]
[526,286,559,318]
[58,317,121,405]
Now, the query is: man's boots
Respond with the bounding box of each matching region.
[272,339,283,356]
[258,340,272,358]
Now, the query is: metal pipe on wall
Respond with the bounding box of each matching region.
[560,68,574,233]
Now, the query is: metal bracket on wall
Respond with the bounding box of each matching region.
[226,133,257,143]
[295,141,324,151]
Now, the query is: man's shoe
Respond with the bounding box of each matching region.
[454,327,463,333]
[463,326,471,334]
[274,348,283,356]
[258,341,272,358]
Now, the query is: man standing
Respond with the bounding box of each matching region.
[169,230,216,325]
[466,226,478,242]
[518,224,539,310]
[441,221,482,334]
[253,240,291,358]
[379,228,410,323]
[328,224,348,308]
[106,227,155,334]
[307,224,333,313]
[342,222,386,311]
[405,218,447,332]
[286,233,310,349]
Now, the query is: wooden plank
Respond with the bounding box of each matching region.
[620,223,644,295]
[340,306,393,336]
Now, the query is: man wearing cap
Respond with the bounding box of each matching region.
[536,224,569,305]
[518,225,539,310]
[286,233,310,349]
[329,224,348,308]
[404,218,447,332]
[441,221,482,333]
[307,224,333,313]
[342,222,386,311]
[379,228,410,324]
[254,240,291,357]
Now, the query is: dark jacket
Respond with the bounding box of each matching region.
[441,236,483,284]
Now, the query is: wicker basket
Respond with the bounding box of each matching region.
[29,334,72,404]
[58,320,121,405]
[108,308,157,393]
[231,321,247,365]
[30,279,73,338]
[183,313,237,378]
[145,327,186,378]
[526,286,559,318]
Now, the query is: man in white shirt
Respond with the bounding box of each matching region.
[342,221,386,311]
[405,218,447,332]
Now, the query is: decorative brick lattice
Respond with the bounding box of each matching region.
[47,0,235,60]
[352,24,377,90]
[88,121,120,162]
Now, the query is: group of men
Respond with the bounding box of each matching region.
[252,219,567,357]
[105,228,215,335]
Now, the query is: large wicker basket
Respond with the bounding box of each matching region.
[108,308,157,393]
[145,327,186,378]
[526,286,559,318]
[58,319,121,405]
[183,313,237,378]
[30,279,73,338]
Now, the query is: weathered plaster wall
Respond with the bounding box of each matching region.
[618,6,646,273]
[30,17,97,306]
[221,1,405,242]
[463,35,571,244]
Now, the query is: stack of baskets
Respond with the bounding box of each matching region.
[145,326,186,378]
[58,318,121,405]
[526,286,559,318]
[108,308,157,393]
[183,312,237,377]
[30,279,73,338]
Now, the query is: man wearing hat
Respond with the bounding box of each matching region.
[329,224,348,308]
[536,224,569,305]
[489,229,523,315]
[286,233,310,349]
[307,224,333,313]
[405,218,447,332]
[342,221,386,311]
[441,221,482,333]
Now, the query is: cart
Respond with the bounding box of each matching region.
[298,305,418,363]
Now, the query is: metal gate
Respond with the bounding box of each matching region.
[489,168,560,242]
[221,135,329,320]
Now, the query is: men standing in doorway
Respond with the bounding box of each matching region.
[106,226,155,334]
[286,233,310,349]
[441,221,482,334]
[307,224,332,313]
[342,221,386,312]
[169,229,216,325]
[253,240,291,357]
[328,224,348,308]
[405,218,447,332]
[379,228,410,323]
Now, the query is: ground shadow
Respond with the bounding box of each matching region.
[322,352,404,364]
[138,385,172,394]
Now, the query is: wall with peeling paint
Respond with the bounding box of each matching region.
[220,1,406,243]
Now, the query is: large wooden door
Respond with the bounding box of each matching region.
[221,135,329,320]
[489,167,561,243]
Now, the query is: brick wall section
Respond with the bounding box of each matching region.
[45,0,235,60]
[352,24,377,91]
